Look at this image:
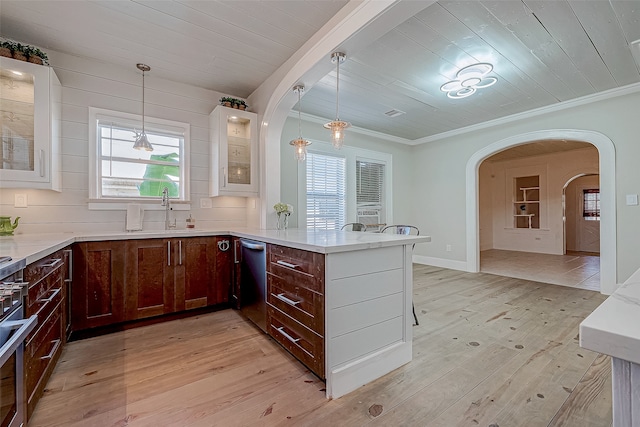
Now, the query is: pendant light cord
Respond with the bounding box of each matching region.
[335,57,340,121]
[141,69,145,134]
[298,88,302,137]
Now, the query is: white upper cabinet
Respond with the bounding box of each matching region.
[0,57,61,191]
[209,105,258,197]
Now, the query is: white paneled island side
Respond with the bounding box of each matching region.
[580,267,640,426]
[0,228,430,399]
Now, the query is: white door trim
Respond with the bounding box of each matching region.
[465,129,616,295]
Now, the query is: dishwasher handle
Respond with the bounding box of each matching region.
[240,240,265,251]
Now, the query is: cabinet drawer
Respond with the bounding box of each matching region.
[267,273,324,335]
[27,264,63,309]
[24,252,64,283]
[26,285,62,341]
[25,305,63,400]
[267,304,324,379]
[267,244,325,293]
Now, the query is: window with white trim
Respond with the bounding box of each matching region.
[306,152,346,230]
[89,108,190,202]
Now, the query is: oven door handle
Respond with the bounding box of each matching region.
[0,315,37,366]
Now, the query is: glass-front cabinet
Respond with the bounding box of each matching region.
[209,105,258,197]
[0,57,61,191]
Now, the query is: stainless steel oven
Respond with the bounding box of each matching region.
[0,259,37,427]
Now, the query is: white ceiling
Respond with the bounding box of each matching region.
[2,0,640,142]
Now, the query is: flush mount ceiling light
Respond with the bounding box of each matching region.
[289,84,311,162]
[323,52,351,149]
[133,63,153,151]
[440,62,498,99]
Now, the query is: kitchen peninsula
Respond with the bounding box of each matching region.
[0,228,429,400]
[580,267,640,426]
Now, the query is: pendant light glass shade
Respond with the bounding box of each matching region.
[133,63,153,151]
[289,85,311,162]
[323,52,350,149]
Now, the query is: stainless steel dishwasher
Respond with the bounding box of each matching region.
[239,239,267,332]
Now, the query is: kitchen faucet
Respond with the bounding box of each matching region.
[161,187,176,230]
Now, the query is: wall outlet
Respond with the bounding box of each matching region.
[14,194,27,208]
[446,244,452,252]
[626,194,638,206]
[200,198,213,209]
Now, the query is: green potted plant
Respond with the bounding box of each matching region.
[23,45,49,65]
[11,42,27,61]
[220,97,234,108]
[0,41,13,58]
[236,99,247,111]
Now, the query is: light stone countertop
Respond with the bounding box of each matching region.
[0,228,430,273]
[580,267,640,365]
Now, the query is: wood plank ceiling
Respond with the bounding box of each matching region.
[303,0,640,141]
[1,1,639,142]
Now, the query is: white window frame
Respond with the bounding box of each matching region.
[88,107,190,210]
[297,140,393,229]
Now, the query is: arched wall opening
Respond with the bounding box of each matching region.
[466,130,616,295]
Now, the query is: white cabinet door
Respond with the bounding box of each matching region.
[0,57,61,191]
[209,105,258,197]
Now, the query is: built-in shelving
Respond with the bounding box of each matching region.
[513,177,540,229]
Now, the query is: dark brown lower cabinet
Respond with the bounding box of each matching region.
[72,236,233,329]
[72,241,126,330]
[24,248,68,421]
[176,236,231,311]
[125,238,174,320]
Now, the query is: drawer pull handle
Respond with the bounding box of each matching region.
[37,288,61,304]
[41,339,61,360]
[275,326,300,343]
[276,260,299,269]
[40,258,62,268]
[275,293,301,306]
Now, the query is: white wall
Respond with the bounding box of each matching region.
[483,147,598,255]
[478,162,493,251]
[411,89,640,284]
[280,116,414,230]
[0,51,249,234]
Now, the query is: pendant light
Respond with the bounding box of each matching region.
[133,63,153,151]
[289,85,311,162]
[323,52,350,149]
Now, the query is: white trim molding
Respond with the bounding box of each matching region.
[413,255,468,272]
[465,129,617,295]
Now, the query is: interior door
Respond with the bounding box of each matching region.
[576,184,600,253]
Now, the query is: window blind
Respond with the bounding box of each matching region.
[306,152,346,230]
[356,160,384,206]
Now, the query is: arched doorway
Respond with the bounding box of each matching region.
[466,130,616,295]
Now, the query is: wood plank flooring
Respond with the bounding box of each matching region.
[481,249,601,291]
[30,265,612,426]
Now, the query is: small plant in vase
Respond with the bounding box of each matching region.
[274,202,293,230]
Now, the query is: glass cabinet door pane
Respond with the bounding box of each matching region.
[0,68,35,171]
[226,114,251,185]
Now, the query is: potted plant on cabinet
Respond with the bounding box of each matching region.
[220,97,234,108]
[0,41,13,58]
[23,45,49,65]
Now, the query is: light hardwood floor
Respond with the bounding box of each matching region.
[481,249,601,291]
[31,265,612,427]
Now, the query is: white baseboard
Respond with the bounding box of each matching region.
[327,341,411,399]
[413,255,469,272]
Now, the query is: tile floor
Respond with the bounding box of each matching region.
[480,249,600,291]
